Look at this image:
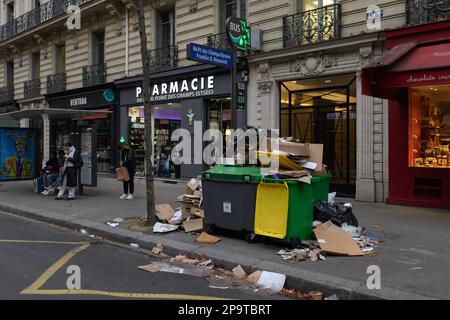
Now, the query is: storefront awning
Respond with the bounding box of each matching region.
[82,108,111,120]
[0,108,112,121]
[362,42,417,99]
[362,41,450,99]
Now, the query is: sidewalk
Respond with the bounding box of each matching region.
[0,175,449,300]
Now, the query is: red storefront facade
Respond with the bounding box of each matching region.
[363,21,450,210]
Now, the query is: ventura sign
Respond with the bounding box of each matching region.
[136,76,215,103]
[186,43,233,68]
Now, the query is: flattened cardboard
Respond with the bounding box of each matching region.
[190,207,205,218]
[138,264,161,273]
[183,218,204,233]
[181,204,192,219]
[195,232,221,244]
[309,144,323,172]
[313,221,363,256]
[155,204,175,222]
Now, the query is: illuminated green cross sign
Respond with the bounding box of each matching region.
[227,17,251,52]
[119,136,126,144]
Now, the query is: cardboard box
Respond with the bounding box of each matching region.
[190,207,205,219]
[183,218,204,233]
[279,140,310,157]
[308,144,323,172]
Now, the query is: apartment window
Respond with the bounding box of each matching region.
[55,45,66,73]
[6,2,14,22]
[296,0,335,12]
[33,0,41,9]
[156,8,175,48]
[6,61,14,87]
[219,0,247,32]
[91,30,105,65]
[31,53,40,80]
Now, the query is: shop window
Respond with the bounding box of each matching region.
[409,85,450,168]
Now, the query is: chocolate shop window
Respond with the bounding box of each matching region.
[409,85,450,168]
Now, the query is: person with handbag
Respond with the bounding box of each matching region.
[56,142,82,200]
[119,143,136,200]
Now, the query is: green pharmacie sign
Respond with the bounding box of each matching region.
[227,17,251,52]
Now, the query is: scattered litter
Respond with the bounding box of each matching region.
[314,201,358,227]
[366,231,383,242]
[80,229,88,234]
[325,294,339,300]
[328,192,336,203]
[313,220,323,227]
[155,204,175,222]
[247,271,262,284]
[89,234,95,238]
[411,267,423,270]
[169,209,183,225]
[256,271,286,292]
[362,247,375,253]
[138,264,161,273]
[341,223,362,238]
[282,288,324,300]
[113,218,124,223]
[198,259,213,267]
[130,243,140,249]
[107,222,119,228]
[209,285,229,290]
[170,254,200,265]
[313,221,363,256]
[232,265,247,280]
[152,243,164,255]
[183,218,204,233]
[195,232,221,244]
[153,222,178,233]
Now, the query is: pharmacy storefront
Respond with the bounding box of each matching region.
[116,64,242,180]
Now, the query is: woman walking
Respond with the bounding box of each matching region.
[119,143,136,200]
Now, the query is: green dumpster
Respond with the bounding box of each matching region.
[261,174,332,247]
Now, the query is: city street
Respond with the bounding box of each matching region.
[0,211,283,300]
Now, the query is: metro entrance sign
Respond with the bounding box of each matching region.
[186,43,233,69]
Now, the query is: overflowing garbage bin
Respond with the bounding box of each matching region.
[255,174,332,248]
[201,166,262,240]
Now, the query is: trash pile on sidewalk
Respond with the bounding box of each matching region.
[151,177,221,243]
[276,195,381,262]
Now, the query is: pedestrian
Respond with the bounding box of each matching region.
[119,143,136,200]
[55,142,80,200]
[41,151,60,195]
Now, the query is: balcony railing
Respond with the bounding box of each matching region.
[207,32,231,52]
[0,0,92,43]
[406,0,450,26]
[283,4,341,49]
[47,73,66,94]
[82,63,107,87]
[148,45,178,73]
[0,86,14,103]
[24,79,41,99]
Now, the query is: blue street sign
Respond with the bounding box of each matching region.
[186,43,233,69]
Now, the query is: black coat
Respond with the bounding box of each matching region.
[65,167,77,187]
[65,150,79,187]
[121,150,136,175]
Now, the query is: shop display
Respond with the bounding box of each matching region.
[409,86,450,169]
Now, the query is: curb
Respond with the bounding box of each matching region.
[0,201,439,300]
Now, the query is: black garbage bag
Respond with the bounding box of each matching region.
[313,201,358,227]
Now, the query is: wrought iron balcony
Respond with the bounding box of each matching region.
[406,0,450,26]
[24,79,41,99]
[283,4,341,49]
[0,86,14,103]
[47,73,66,94]
[207,32,231,52]
[82,63,107,87]
[0,0,92,43]
[148,45,178,73]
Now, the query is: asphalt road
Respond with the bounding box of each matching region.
[0,211,286,300]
